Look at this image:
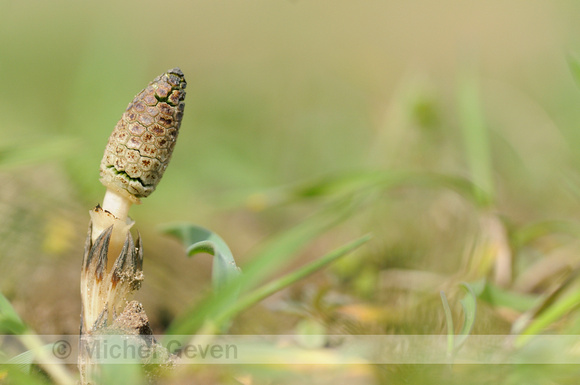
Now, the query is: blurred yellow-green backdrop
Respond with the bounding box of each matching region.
[4,1,580,383]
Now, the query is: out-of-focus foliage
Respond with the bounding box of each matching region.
[3,1,580,384]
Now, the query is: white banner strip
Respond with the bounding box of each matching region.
[1,335,579,365]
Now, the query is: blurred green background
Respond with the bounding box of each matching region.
[4,0,580,383]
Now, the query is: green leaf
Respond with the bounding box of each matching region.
[0,291,26,334]
[0,365,50,385]
[456,282,477,348]
[6,344,53,373]
[476,280,538,312]
[440,282,478,358]
[0,318,27,335]
[163,196,362,337]
[164,232,370,338]
[211,234,372,327]
[163,224,240,291]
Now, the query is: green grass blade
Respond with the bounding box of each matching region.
[5,350,35,373]
[516,289,580,346]
[441,283,477,357]
[234,201,356,293]
[440,291,455,358]
[164,203,354,336]
[212,234,371,326]
[164,232,370,338]
[476,281,538,312]
[165,207,346,336]
[247,170,488,209]
[0,365,51,385]
[567,53,580,90]
[5,344,56,373]
[512,219,580,249]
[457,65,495,207]
[0,292,23,323]
[162,286,234,338]
[456,282,477,349]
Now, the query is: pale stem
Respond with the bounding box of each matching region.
[90,188,136,271]
[102,188,133,222]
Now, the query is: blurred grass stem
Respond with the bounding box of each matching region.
[19,334,76,385]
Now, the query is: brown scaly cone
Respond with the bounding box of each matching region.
[80,68,186,384]
[100,67,186,200]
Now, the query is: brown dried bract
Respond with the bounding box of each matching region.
[80,221,144,334]
[100,68,186,198]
